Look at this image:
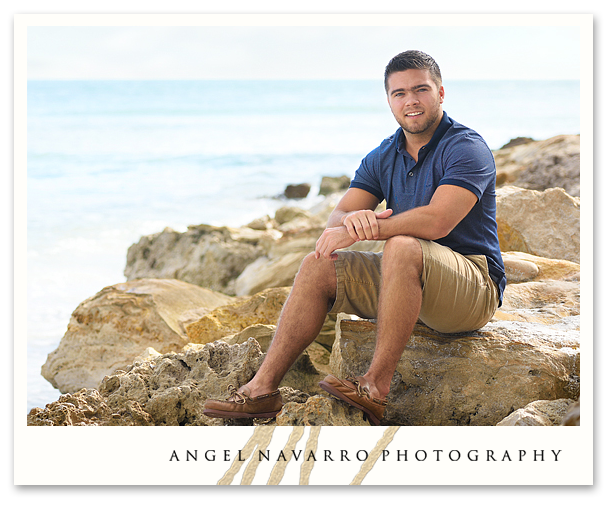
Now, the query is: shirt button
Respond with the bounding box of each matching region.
[408,172,414,177]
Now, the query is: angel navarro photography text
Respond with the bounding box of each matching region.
[168,448,563,463]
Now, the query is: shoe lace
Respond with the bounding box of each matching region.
[347,377,371,399]
[346,377,388,407]
[227,384,248,404]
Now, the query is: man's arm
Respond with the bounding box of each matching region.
[376,184,477,241]
[327,188,394,240]
[315,184,477,259]
[315,188,386,260]
[326,188,381,228]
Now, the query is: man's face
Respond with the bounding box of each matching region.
[386,69,445,137]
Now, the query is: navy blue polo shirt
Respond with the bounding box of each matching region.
[351,111,506,306]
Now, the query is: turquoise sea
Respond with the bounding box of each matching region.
[26,79,580,413]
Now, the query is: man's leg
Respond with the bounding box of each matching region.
[360,235,423,399]
[240,252,338,397]
[318,237,498,424]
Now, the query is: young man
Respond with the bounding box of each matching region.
[203,50,506,425]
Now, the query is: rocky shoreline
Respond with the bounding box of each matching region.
[28,135,582,427]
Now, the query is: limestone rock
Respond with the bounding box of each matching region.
[124,225,279,295]
[319,175,351,196]
[561,398,580,425]
[27,389,112,426]
[308,192,347,222]
[502,251,580,284]
[30,283,581,427]
[278,386,311,405]
[216,323,329,396]
[284,183,311,199]
[496,398,573,426]
[122,189,371,300]
[185,287,290,344]
[274,206,312,225]
[278,353,323,396]
[235,252,308,296]
[316,314,339,349]
[496,186,580,263]
[329,316,579,426]
[496,279,580,324]
[219,324,331,379]
[503,255,539,283]
[494,135,580,196]
[41,279,234,394]
[26,388,154,426]
[276,395,369,426]
[512,137,580,197]
[212,321,330,397]
[218,323,277,352]
[272,207,326,236]
[28,338,328,426]
[247,215,277,231]
[499,137,535,150]
[133,347,162,363]
[97,339,265,426]
[233,225,320,297]
[304,341,332,376]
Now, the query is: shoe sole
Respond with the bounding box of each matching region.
[203,408,281,419]
[319,380,381,426]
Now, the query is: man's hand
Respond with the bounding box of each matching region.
[315,208,394,260]
[314,226,357,260]
[342,208,393,242]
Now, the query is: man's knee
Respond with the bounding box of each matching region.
[295,252,337,295]
[382,235,423,276]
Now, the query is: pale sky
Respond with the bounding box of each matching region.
[27,23,581,81]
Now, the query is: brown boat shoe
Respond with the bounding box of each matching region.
[319,374,387,426]
[203,384,283,419]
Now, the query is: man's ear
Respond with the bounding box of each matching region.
[439,85,445,104]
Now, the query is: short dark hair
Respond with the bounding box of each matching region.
[384,50,442,92]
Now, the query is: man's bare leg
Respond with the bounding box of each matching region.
[361,235,423,399]
[240,252,337,397]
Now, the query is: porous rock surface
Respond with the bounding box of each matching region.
[496,398,576,426]
[41,278,233,394]
[32,255,580,427]
[496,186,580,263]
[29,337,330,427]
[185,287,290,344]
[330,315,579,426]
[124,225,279,295]
[494,134,580,197]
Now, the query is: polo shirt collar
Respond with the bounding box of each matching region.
[394,111,452,157]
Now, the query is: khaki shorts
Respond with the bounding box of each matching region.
[329,239,499,333]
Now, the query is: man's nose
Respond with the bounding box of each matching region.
[405,92,419,106]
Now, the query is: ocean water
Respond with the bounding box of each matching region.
[25,79,580,413]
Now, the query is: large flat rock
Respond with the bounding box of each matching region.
[41,278,233,393]
[329,315,579,426]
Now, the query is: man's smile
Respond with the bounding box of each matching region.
[406,111,424,117]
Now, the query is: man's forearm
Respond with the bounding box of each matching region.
[375,206,448,242]
[326,208,350,229]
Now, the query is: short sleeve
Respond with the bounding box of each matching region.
[438,134,496,200]
[350,150,385,202]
